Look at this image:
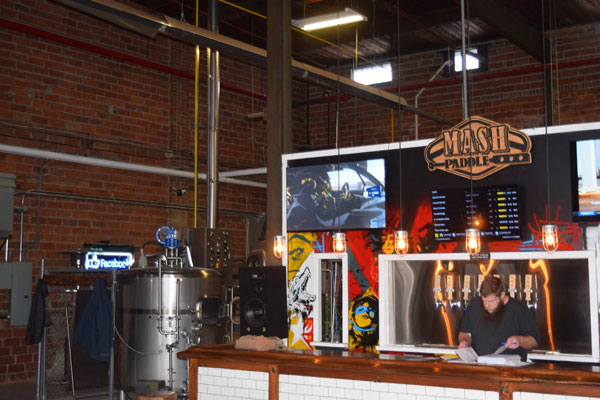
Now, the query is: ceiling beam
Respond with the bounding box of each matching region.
[54,0,456,123]
[461,0,548,62]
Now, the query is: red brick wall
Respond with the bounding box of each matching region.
[0,0,269,383]
[303,23,600,147]
[0,0,599,384]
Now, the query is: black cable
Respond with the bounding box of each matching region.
[335,0,342,232]
[541,0,551,223]
[396,0,403,231]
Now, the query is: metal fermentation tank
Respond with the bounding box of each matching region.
[115,267,226,393]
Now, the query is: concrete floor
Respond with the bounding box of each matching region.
[0,380,36,400]
[0,380,145,399]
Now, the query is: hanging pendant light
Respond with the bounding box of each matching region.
[540,0,559,253]
[394,230,409,255]
[393,0,409,256]
[542,224,558,253]
[273,235,286,259]
[333,232,347,255]
[465,228,481,255]
[330,4,346,258]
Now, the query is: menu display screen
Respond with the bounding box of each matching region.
[431,185,521,241]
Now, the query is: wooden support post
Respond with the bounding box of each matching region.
[269,364,279,400]
[499,381,513,400]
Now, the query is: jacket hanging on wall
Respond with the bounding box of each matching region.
[74,278,113,362]
[25,278,52,345]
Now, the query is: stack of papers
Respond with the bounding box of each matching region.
[454,345,529,366]
[455,346,478,363]
[476,354,522,365]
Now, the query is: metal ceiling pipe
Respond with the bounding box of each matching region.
[206,0,220,229]
[0,18,268,100]
[0,143,266,188]
[414,60,452,139]
[460,0,468,119]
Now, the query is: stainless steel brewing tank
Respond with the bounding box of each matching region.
[115,267,227,393]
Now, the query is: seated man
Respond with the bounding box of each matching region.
[458,276,539,361]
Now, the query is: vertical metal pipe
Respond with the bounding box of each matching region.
[460,0,468,119]
[19,194,25,262]
[206,0,220,229]
[65,307,75,397]
[40,259,46,400]
[108,269,116,400]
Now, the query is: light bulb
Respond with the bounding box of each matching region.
[394,230,409,255]
[333,232,346,255]
[273,235,286,259]
[465,228,480,255]
[542,224,558,253]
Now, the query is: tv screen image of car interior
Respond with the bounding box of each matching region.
[573,138,600,219]
[286,158,386,231]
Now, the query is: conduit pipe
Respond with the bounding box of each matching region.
[0,18,267,102]
[414,60,452,139]
[3,18,597,111]
[206,0,220,229]
[0,143,266,188]
[20,189,264,218]
[460,0,468,119]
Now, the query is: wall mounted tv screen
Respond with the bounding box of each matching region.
[571,138,600,221]
[286,158,386,231]
[431,185,522,241]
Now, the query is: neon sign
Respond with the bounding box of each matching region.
[84,251,134,270]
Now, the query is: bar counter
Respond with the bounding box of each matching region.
[179,344,600,400]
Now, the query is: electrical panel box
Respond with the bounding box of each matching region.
[187,228,232,284]
[0,262,33,326]
[0,173,16,239]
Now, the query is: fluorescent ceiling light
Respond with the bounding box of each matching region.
[292,8,367,32]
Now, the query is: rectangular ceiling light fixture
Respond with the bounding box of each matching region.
[292,8,367,31]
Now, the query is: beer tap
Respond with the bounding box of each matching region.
[508,274,520,300]
[433,275,446,310]
[461,274,473,310]
[445,274,461,310]
[476,274,485,297]
[523,274,538,311]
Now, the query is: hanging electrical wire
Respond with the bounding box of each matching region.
[541,0,559,253]
[394,0,409,255]
[333,0,346,255]
[461,0,480,255]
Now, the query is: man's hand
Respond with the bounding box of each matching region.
[505,335,538,350]
[458,332,472,348]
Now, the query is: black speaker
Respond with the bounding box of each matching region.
[239,266,288,338]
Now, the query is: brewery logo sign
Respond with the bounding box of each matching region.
[424,116,532,180]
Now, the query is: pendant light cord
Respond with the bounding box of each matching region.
[467,0,474,228]
[335,0,341,230]
[396,0,403,231]
[541,0,551,222]
[461,0,474,228]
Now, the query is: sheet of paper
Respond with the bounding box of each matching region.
[477,354,523,366]
[455,346,478,363]
[493,343,507,355]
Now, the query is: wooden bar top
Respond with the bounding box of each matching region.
[180,344,600,398]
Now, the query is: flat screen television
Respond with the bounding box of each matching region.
[570,138,600,222]
[431,185,522,241]
[286,158,386,231]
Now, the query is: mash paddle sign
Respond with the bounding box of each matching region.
[424,116,532,180]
